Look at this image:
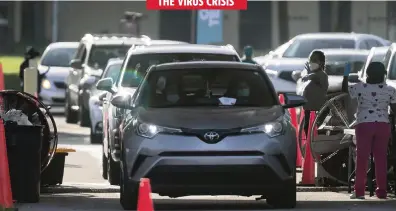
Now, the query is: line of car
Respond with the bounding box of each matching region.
[35,31,396,210]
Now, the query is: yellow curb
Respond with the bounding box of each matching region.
[50,148,76,153]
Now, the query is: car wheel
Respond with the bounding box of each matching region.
[79,101,91,127]
[120,150,138,210]
[266,173,297,209]
[102,152,108,180]
[90,127,102,144]
[107,153,121,185]
[65,92,78,123]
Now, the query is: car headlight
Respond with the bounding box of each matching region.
[133,120,182,139]
[240,119,284,138]
[41,79,51,89]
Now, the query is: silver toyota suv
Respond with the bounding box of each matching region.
[109,61,305,210]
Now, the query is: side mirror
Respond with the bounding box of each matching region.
[96,78,115,94]
[281,93,306,109]
[291,70,302,82]
[111,94,133,109]
[70,59,82,69]
[348,73,360,83]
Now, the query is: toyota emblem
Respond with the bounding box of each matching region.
[204,131,220,141]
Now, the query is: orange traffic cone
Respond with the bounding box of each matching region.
[137,178,154,211]
[289,107,302,168]
[0,63,4,90]
[301,111,316,185]
[0,120,16,210]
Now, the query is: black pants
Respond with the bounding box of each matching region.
[304,110,312,136]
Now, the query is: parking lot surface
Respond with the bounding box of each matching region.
[15,116,396,211]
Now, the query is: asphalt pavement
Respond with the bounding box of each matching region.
[14,115,396,211]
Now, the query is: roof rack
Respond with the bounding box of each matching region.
[82,33,151,41]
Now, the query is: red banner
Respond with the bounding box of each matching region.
[146,0,247,10]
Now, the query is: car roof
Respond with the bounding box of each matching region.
[151,61,257,72]
[148,40,189,45]
[294,32,381,41]
[88,38,148,46]
[129,44,238,55]
[314,48,370,56]
[107,58,124,65]
[47,42,79,48]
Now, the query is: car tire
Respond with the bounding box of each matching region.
[79,102,91,127]
[266,173,297,209]
[107,153,121,185]
[90,127,102,144]
[102,152,108,180]
[120,148,139,210]
[65,92,78,123]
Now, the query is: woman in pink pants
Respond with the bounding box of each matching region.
[343,62,396,199]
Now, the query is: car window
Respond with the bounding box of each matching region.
[388,53,396,80]
[88,45,131,69]
[358,41,370,50]
[366,39,380,48]
[384,49,392,70]
[120,53,239,88]
[136,68,276,108]
[40,47,77,67]
[103,63,122,83]
[283,38,355,58]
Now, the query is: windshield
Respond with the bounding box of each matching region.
[40,47,77,67]
[88,45,131,69]
[283,39,355,58]
[324,54,367,75]
[120,53,239,88]
[137,68,276,108]
[103,63,122,83]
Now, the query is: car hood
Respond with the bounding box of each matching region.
[137,106,283,129]
[39,65,70,81]
[264,58,306,71]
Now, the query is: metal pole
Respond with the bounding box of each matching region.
[190,11,196,44]
[52,0,58,42]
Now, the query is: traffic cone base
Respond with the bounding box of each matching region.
[301,111,316,186]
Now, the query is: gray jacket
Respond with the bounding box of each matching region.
[298,68,329,111]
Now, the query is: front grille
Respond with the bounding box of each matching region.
[180,128,241,144]
[146,165,281,186]
[54,81,66,89]
[278,71,295,83]
[52,98,65,103]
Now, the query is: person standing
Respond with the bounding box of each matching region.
[19,46,40,90]
[343,62,396,199]
[241,46,257,64]
[119,11,143,37]
[299,50,329,136]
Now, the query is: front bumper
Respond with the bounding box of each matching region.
[123,126,296,195]
[39,88,65,106]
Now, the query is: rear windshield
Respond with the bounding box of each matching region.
[41,47,77,67]
[136,68,276,108]
[88,45,131,69]
[283,39,355,58]
[120,53,239,87]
